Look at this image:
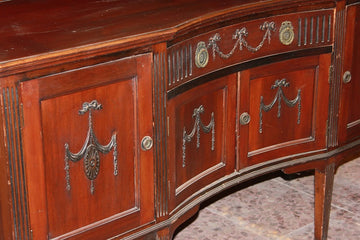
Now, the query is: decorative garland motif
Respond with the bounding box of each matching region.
[208,21,276,60]
[64,100,117,194]
[259,79,301,133]
[182,105,215,167]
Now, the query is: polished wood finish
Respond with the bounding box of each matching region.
[21,54,154,239]
[314,163,335,240]
[338,3,360,144]
[167,10,334,90]
[0,0,359,239]
[167,74,236,211]
[239,54,330,167]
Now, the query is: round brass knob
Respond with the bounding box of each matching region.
[343,71,352,84]
[141,136,153,151]
[279,21,294,45]
[195,41,209,68]
[240,112,251,125]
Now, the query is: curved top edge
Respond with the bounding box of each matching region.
[0,0,336,74]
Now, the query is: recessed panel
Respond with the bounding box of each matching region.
[248,68,316,155]
[41,80,139,238]
[168,75,236,208]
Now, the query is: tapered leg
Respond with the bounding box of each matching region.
[314,163,335,240]
[156,227,171,240]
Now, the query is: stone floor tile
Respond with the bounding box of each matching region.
[172,158,360,240]
[173,208,268,240]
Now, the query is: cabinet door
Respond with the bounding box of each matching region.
[167,75,236,210]
[339,4,360,144]
[21,54,154,239]
[238,54,331,167]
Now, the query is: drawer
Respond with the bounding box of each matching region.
[167,74,236,210]
[167,9,334,90]
[238,54,331,167]
[20,54,154,239]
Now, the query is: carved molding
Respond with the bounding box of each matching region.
[154,51,169,217]
[64,100,117,194]
[182,105,215,167]
[2,86,31,239]
[328,8,345,147]
[208,21,276,60]
[259,79,301,133]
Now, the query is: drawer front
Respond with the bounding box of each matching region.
[21,54,154,239]
[238,54,331,167]
[167,9,334,90]
[339,4,360,144]
[167,75,236,210]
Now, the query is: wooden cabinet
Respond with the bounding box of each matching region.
[20,54,154,239]
[338,3,360,144]
[239,55,331,167]
[167,75,236,210]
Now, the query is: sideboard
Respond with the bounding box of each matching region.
[0,0,359,239]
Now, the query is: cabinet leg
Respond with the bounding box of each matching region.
[314,163,335,240]
[156,227,172,240]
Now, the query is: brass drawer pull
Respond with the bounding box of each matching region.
[239,112,251,125]
[195,41,209,68]
[279,21,295,45]
[343,71,352,83]
[141,136,153,151]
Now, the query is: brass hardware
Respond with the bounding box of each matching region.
[259,79,301,133]
[141,136,153,151]
[183,105,215,167]
[195,41,209,68]
[279,21,294,45]
[239,112,251,125]
[65,100,117,194]
[343,71,352,83]
[208,21,275,59]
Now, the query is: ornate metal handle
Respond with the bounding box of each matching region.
[279,21,294,45]
[343,71,352,83]
[141,136,153,151]
[195,41,209,68]
[239,112,251,125]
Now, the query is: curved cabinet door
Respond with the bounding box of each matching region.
[339,3,360,144]
[21,54,154,239]
[167,75,236,211]
[238,54,331,167]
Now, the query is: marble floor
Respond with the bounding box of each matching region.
[173,158,360,240]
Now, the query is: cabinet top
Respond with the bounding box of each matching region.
[0,0,339,69]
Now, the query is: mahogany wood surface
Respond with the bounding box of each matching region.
[314,163,335,240]
[0,0,359,239]
[167,10,334,90]
[0,0,336,75]
[21,54,155,239]
[338,3,360,144]
[167,74,236,212]
[239,54,331,166]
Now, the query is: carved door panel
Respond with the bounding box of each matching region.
[339,4,360,144]
[167,75,236,210]
[21,54,154,239]
[238,54,331,167]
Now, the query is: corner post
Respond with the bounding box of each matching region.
[314,163,335,240]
